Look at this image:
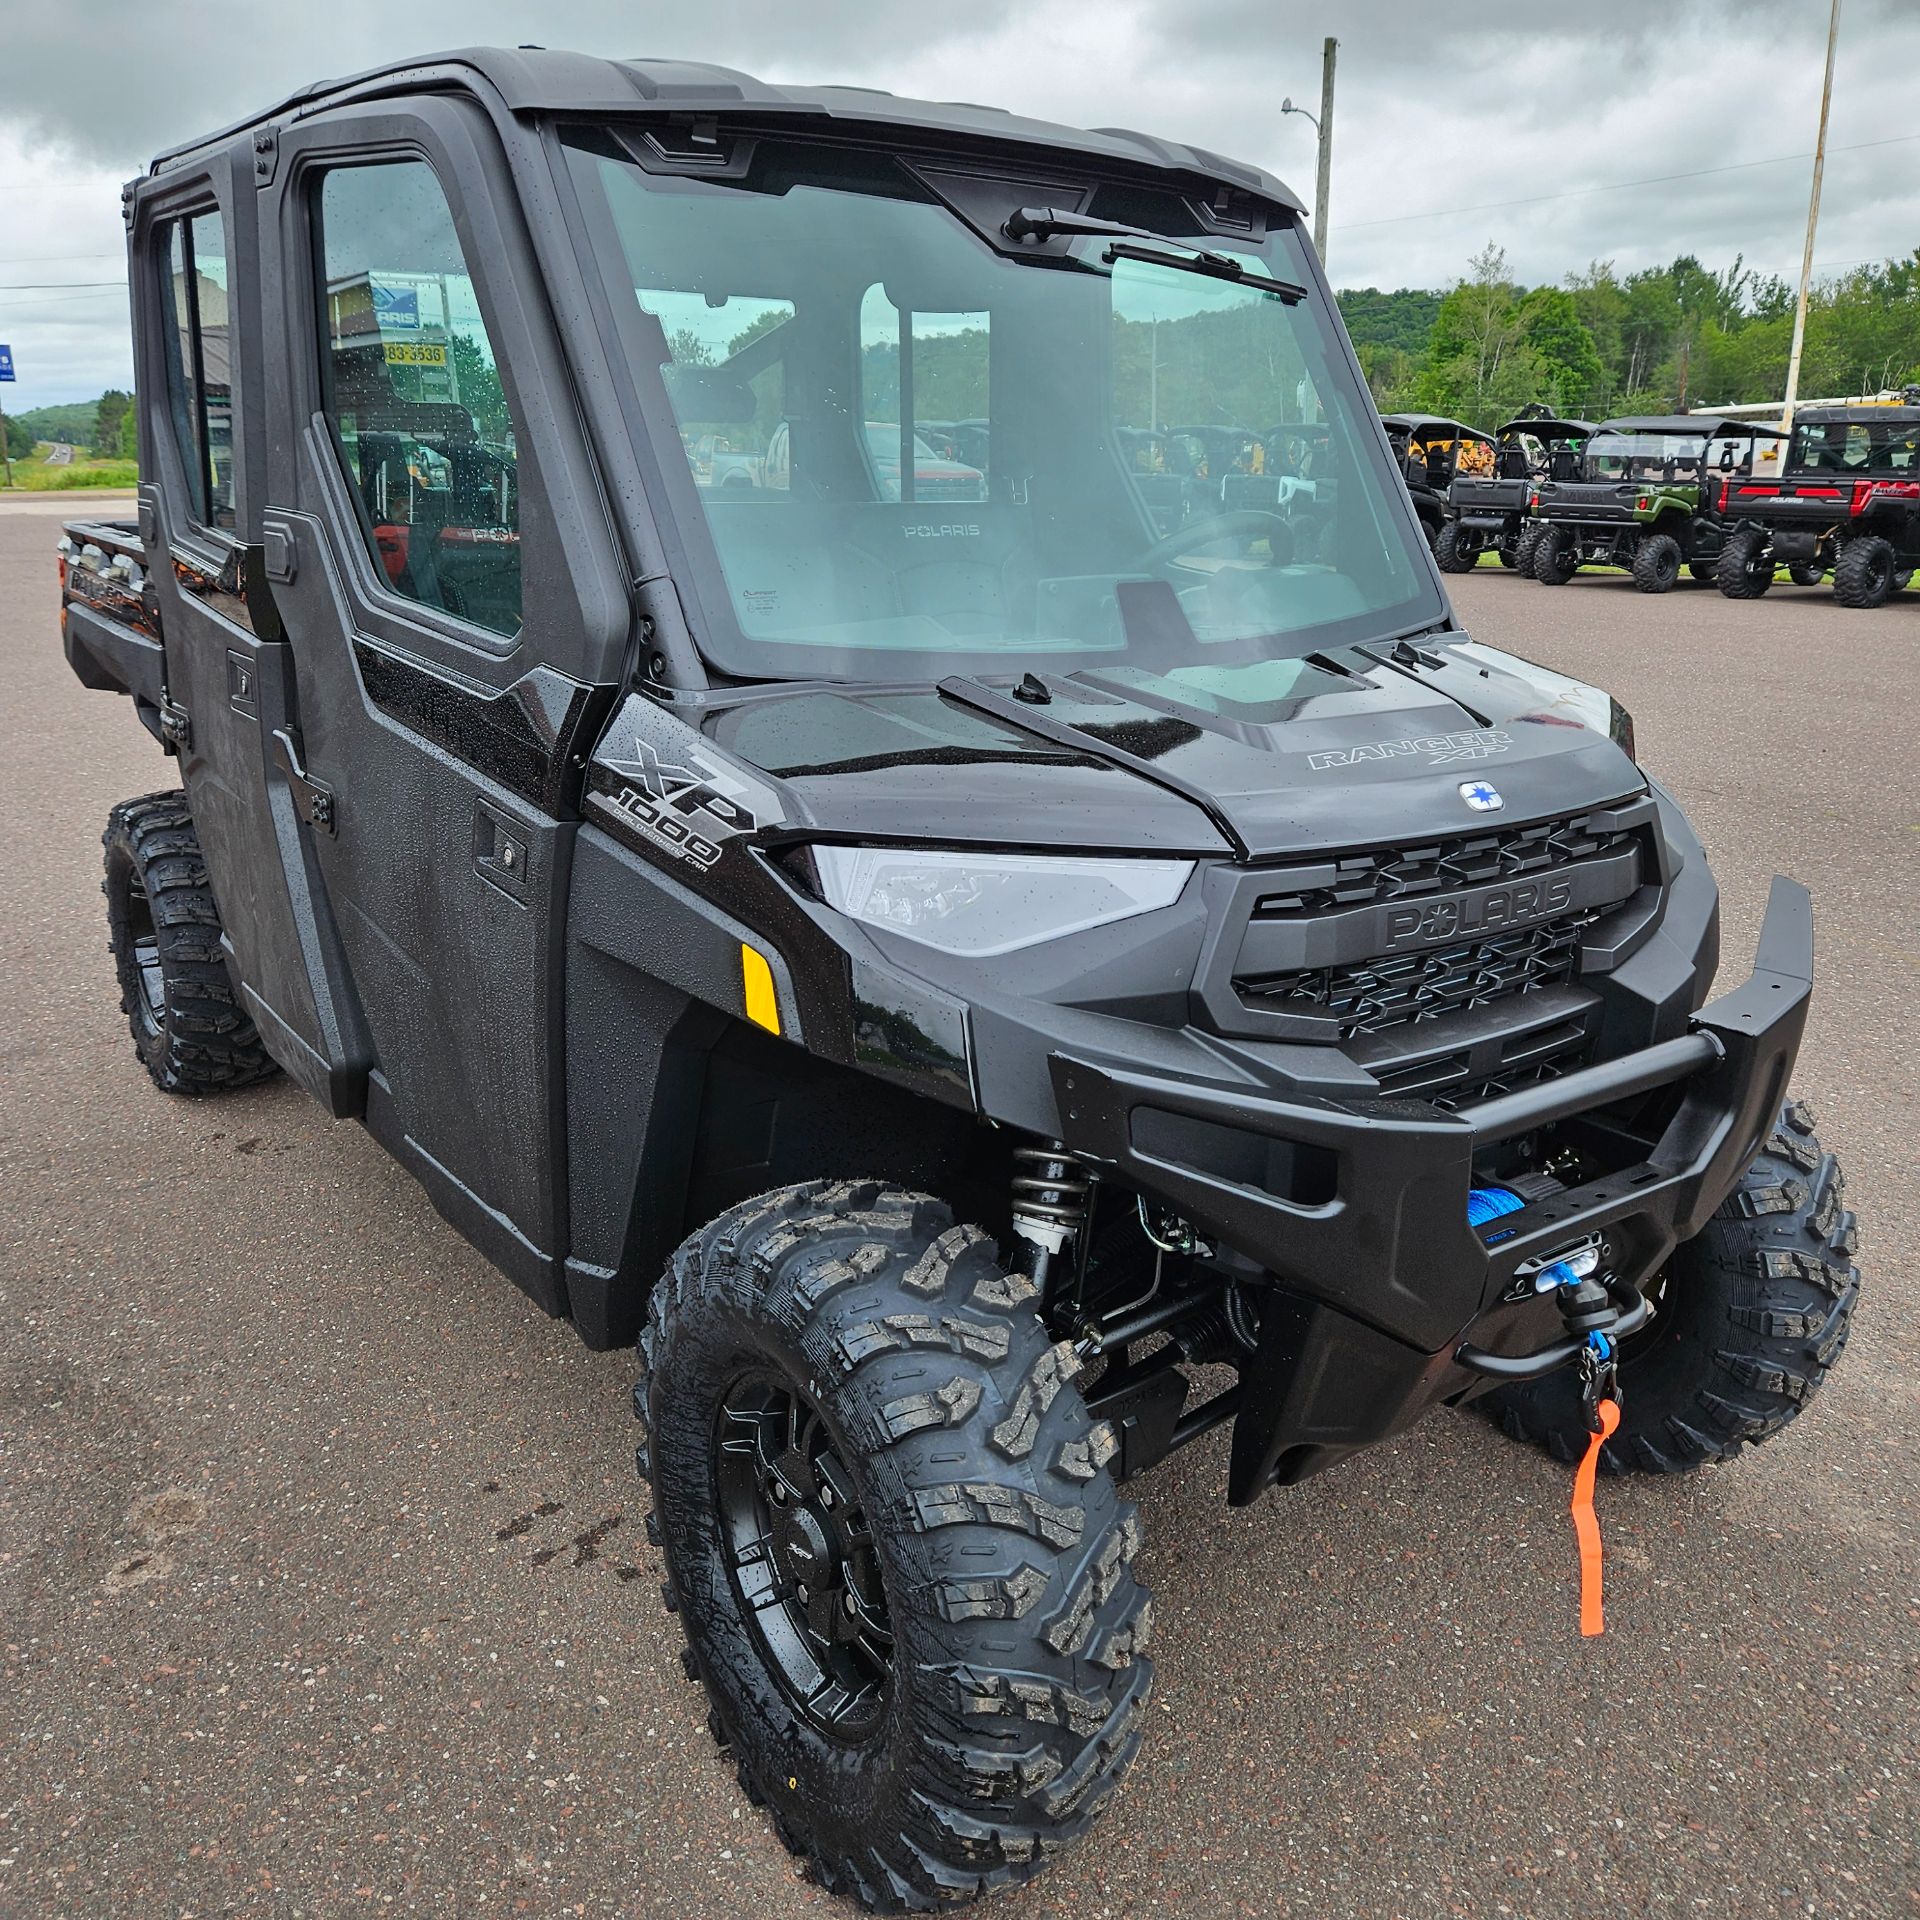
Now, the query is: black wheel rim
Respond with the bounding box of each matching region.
[126,871,165,1038]
[715,1371,893,1743]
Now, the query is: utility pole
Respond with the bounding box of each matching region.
[1782,0,1840,435]
[1280,37,1337,270]
[0,407,12,489]
[1315,37,1337,269]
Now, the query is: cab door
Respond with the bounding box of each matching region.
[251,102,628,1310]
[134,155,370,1112]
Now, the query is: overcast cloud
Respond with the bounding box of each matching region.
[3,0,1916,410]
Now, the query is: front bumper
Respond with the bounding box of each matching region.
[1051,876,1814,1500]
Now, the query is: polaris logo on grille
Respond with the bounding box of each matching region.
[1307,728,1513,770]
[1382,876,1575,949]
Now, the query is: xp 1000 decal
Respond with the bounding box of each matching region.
[589,695,784,873]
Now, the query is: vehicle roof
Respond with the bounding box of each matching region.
[1495,416,1594,439]
[1597,415,1785,439]
[1379,413,1496,443]
[1797,405,1920,425]
[149,46,1304,212]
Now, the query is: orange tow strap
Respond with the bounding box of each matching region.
[1570,1398,1621,1636]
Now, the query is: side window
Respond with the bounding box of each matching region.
[858,287,991,502]
[315,160,521,639]
[640,293,793,498]
[156,209,236,529]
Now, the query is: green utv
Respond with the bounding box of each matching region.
[1437,408,1594,576]
[1531,416,1785,591]
[55,47,1861,1913]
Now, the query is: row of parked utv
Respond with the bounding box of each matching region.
[1385,399,1920,606]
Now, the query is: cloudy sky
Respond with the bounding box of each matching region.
[3,0,1916,412]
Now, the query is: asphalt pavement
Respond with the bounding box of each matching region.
[3,492,1916,1918]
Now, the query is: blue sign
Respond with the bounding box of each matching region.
[369,282,419,331]
[0,344,14,382]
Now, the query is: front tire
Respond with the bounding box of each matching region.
[1631,531,1683,593]
[1715,526,1774,599]
[102,791,278,1096]
[1480,1101,1859,1474]
[1833,534,1896,607]
[637,1182,1152,1910]
[1514,521,1544,575]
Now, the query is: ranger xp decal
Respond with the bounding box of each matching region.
[1307,728,1513,771]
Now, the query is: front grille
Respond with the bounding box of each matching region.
[1250,813,1637,922]
[1238,912,1595,1040]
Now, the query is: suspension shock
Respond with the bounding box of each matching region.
[1009,1143,1094,1303]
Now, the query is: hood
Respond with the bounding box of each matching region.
[706,642,1644,860]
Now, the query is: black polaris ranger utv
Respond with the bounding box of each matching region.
[1439,408,1593,575]
[1380,412,1496,549]
[1716,402,1920,605]
[59,50,1860,1912]
[1531,415,1784,591]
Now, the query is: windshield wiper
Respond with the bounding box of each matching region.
[1003,205,1306,304]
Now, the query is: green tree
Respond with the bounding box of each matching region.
[92,389,131,459]
[1517,287,1606,414]
[118,399,139,461]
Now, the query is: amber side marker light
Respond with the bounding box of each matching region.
[741,944,780,1035]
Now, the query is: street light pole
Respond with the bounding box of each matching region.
[1282,39,1338,269]
[1782,0,1840,435]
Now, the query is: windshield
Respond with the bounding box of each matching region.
[565,132,1437,683]
[1789,416,1920,474]
[1580,433,1710,482]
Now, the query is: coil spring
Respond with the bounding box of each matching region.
[1010,1145,1093,1234]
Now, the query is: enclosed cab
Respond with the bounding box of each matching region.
[1715,402,1920,605]
[56,50,1858,1910]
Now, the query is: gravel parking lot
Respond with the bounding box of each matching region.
[3,492,1916,1918]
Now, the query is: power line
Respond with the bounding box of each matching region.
[0,279,125,290]
[1332,131,1920,234]
[0,252,125,265]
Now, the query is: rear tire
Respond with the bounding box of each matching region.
[1833,534,1895,607]
[1496,535,1520,569]
[1479,1101,1859,1475]
[637,1181,1152,1911]
[1434,522,1477,573]
[1895,568,1913,593]
[1631,532,1683,594]
[1532,525,1578,584]
[102,792,278,1096]
[1715,526,1774,599]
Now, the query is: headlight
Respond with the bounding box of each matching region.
[811,847,1193,957]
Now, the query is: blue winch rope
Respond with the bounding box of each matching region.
[1467,1185,1578,1288]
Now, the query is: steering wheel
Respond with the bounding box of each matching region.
[1133,508,1295,573]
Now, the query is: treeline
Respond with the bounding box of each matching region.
[1341,244,1920,428]
[4,392,135,460]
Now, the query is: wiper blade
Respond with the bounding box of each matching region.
[1101,240,1306,305]
[1002,205,1306,304]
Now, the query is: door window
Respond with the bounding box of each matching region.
[314,161,522,638]
[858,289,991,503]
[156,209,236,528]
